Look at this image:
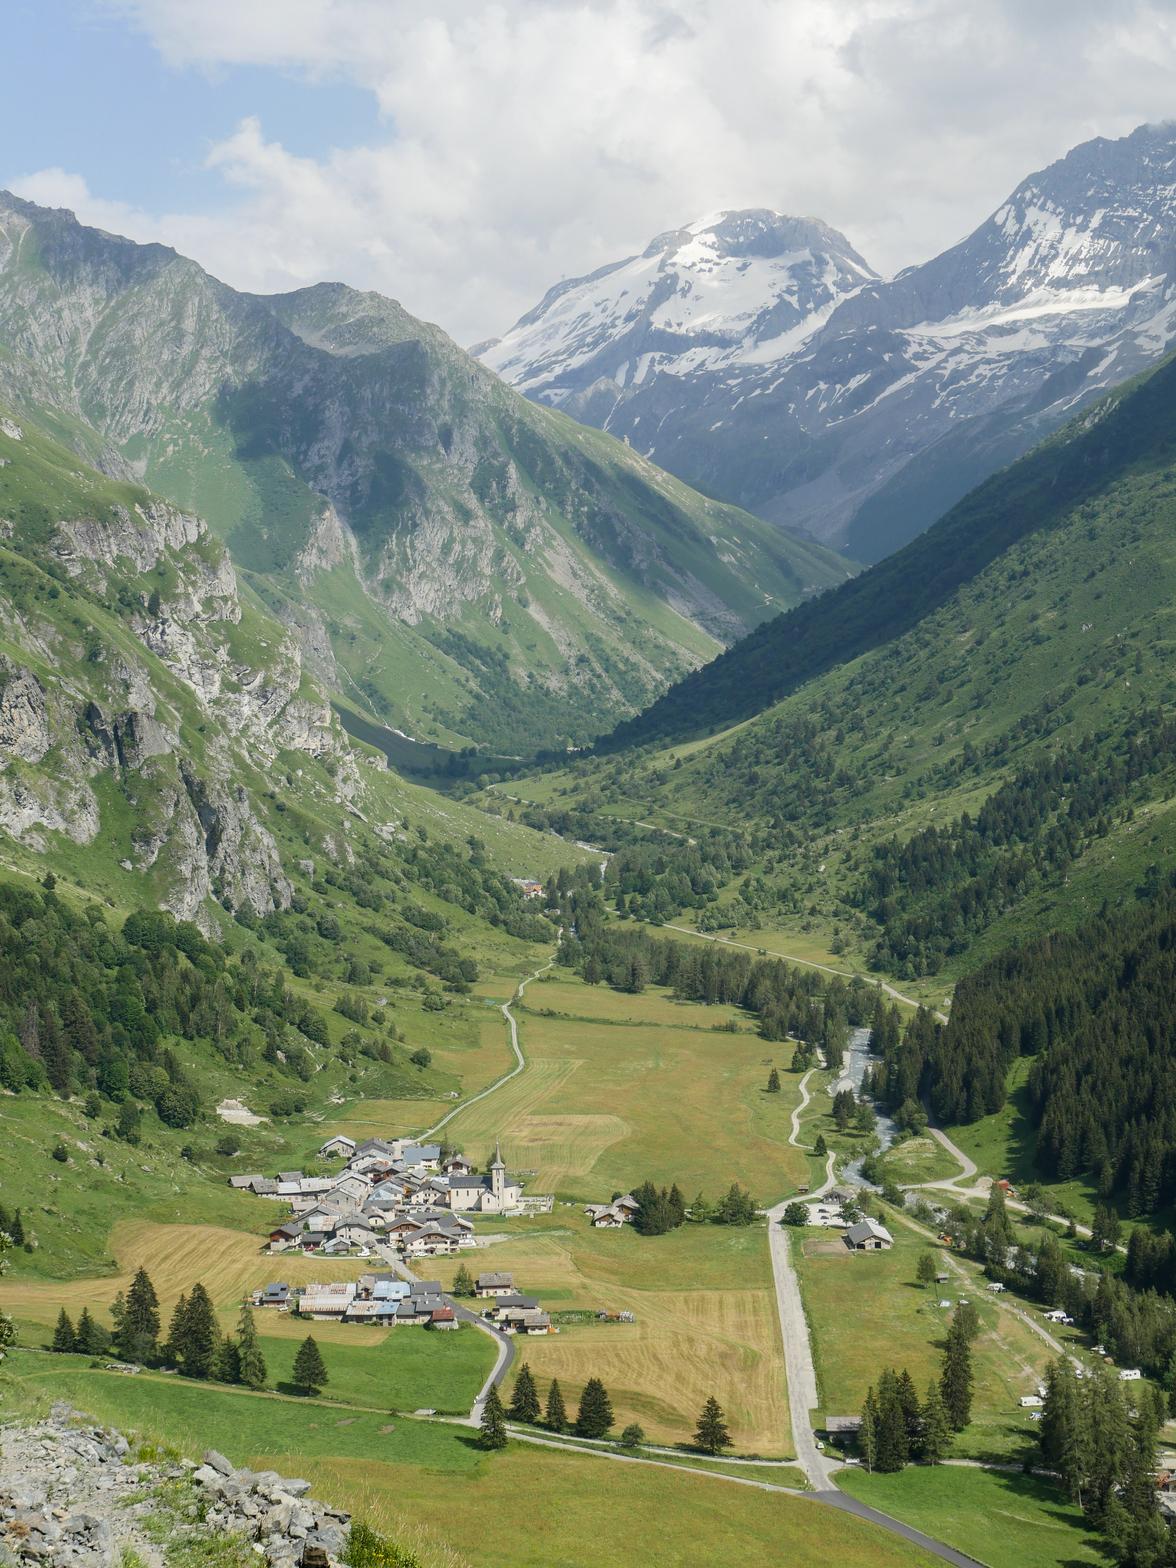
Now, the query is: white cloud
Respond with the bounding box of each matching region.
[15,1,1176,343]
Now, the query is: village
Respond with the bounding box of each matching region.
[249,1269,552,1335]
[227,1135,550,1260]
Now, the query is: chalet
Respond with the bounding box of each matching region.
[229,1174,263,1190]
[343,1300,400,1324]
[487,1292,540,1321]
[249,1178,279,1197]
[825,1416,863,1443]
[298,1282,357,1319]
[403,1225,462,1257]
[499,1307,551,1335]
[429,1306,458,1331]
[269,1222,304,1248]
[443,1154,473,1176]
[446,1144,523,1214]
[278,1171,304,1185]
[398,1143,442,1174]
[252,1283,291,1308]
[326,1174,372,1205]
[333,1223,379,1249]
[845,1219,893,1251]
[1019,1395,1043,1408]
[1120,1369,1143,1381]
[411,1280,444,1298]
[475,1272,515,1298]
[319,1135,357,1159]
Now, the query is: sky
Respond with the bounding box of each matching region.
[4,0,1176,345]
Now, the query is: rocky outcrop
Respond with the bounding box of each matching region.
[1,1406,350,1568]
[0,668,51,762]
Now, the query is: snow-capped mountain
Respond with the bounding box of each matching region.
[478,210,877,428]
[482,122,1176,561]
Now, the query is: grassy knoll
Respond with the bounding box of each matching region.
[446,970,807,1198]
[3,1351,937,1568]
[838,1466,1104,1568]
[299,1447,938,1568]
[794,1215,1065,1464]
[433,1211,792,1455]
[878,1136,963,1187]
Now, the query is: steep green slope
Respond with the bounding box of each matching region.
[603,351,1176,751]
[497,352,1176,977]
[0,194,850,752]
[0,399,591,1273]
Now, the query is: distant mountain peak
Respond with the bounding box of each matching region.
[479,206,877,410]
[482,122,1176,563]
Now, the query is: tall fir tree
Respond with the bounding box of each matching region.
[162,1292,187,1368]
[919,1382,953,1465]
[74,1306,109,1356]
[293,1335,328,1396]
[694,1396,733,1455]
[177,1284,219,1380]
[859,1390,879,1472]
[545,1378,568,1433]
[575,1377,614,1438]
[940,1317,974,1431]
[451,1263,474,1298]
[52,1308,75,1353]
[1040,1359,1090,1506]
[767,1068,781,1093]
[236,1305,268,1391]
[216,1337,241,1384]
[508,1363,540,1423]
[874,1370,910,1471]
[479,1383,508,1450]
[120,1267,160,1363]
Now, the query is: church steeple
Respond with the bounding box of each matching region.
[489,1140,505,1200]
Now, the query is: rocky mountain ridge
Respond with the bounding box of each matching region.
[483,121,1176,561]
[0,194,849,750]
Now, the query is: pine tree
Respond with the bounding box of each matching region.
[236,1305,268,1391]
[52,1308,75,1353]
[545,1378,568,1433]
[508,1362,540,1423]
[575,1377,614,1438]
[694,1395,733,1455]
[919,1382,953,1465]
[875,1370,910,1471]
[293,1335,328,1396]
[451,1263,474,1298]
[767,1068,781,1093]
[479,1383,508,1450]
[667,1183,686,1227]
[940,1317,974,1431]
[120,1266,160,1362]
[162,1292,187,1368]
[9,1209,24,1247]
[896,1368,922,1451]
[859,1390,878,1472]
[74,1306,109,1357]
[1040,1359,1089,1505]
[813,1134,827,1158]
[216,1337,241,1384]
[177,1284,219,1380]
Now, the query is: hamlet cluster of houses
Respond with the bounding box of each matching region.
[228,1135,526,1258]
[249,1268,552,1335]
[583,1193,640,1229]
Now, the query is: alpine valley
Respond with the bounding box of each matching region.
[7,84,1176,1568]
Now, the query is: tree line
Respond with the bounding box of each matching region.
[48,1263,329,1397]
[480,1362,732,1457]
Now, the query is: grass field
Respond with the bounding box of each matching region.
[4,1351,940,1568]
[795,1214,1067,1464]
[442,972,807,1198]
[437,1213,792,1454]
[878,1137,963,1187]
[838,1466,1104,1568]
